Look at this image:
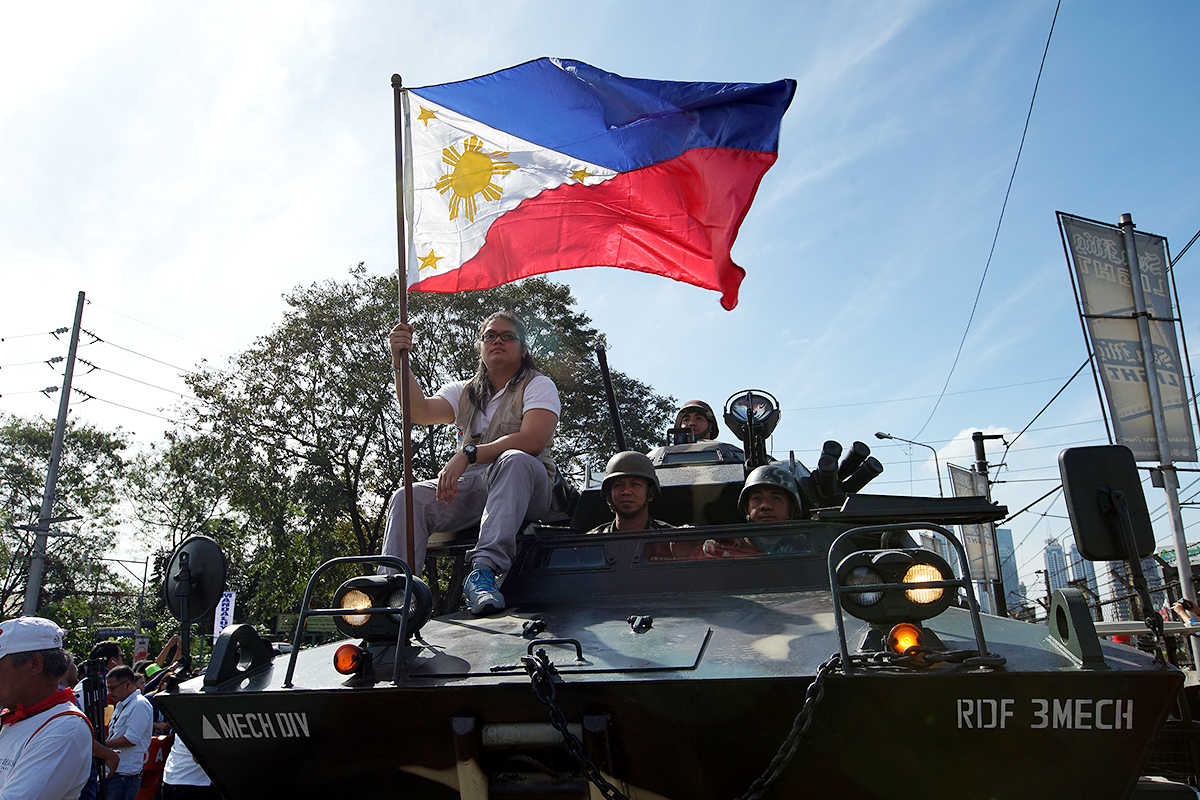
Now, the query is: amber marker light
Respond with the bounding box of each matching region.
[888,623,924,654]
[334,643,369,675]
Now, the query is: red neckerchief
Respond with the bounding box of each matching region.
[0,688,78,726]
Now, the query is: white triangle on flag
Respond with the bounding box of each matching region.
[403,91,615,285]
[202,716,221,739]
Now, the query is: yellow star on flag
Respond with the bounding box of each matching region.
[418,249,443,271]
[417,106,438,126]
[570,168,593,182]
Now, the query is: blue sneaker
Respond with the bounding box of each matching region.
[463,566,505,615]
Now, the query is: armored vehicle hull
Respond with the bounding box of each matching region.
[159,514,1184,800]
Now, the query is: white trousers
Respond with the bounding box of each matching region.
[381,449,552,575]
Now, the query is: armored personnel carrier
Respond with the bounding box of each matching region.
[157,391,1188,799]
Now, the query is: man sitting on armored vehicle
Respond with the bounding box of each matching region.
[382,312,561,616]
[587,451,675,534]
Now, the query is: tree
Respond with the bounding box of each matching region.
[0,413,129,618]
[181,265,674,620]
[125,431,261,629]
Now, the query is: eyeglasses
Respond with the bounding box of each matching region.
[480,331,519,344]
[106,679,131,691]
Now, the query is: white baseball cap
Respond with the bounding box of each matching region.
[0,617,64,657]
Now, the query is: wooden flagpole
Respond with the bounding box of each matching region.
[392,74,416,568]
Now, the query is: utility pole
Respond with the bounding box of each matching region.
[1038,569,1052,616]
[973,431,1008,617]
[24,291,85,616]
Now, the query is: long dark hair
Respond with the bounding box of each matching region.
[466,311,537,412]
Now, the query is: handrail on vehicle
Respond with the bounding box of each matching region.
[283,555,416,688]
[827,522,991,673]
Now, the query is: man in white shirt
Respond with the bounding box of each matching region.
[0,616,92,800]
[383,312,561,615]
[161,732,218,799]
[97,666,153,800]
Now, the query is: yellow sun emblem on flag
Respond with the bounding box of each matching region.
[435,136,520,223]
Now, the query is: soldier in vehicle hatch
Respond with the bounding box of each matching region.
[740,464,804,523]
[587,452,675,534]
[381,312,561,616]
[675,400,719,442]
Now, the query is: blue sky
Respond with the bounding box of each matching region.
[1,0,1198,612]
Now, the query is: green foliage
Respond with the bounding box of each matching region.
[0,413,129,618]
[171,265,674,622]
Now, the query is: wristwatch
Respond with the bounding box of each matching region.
[463,444,478,464]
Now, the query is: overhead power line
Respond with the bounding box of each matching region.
[81,329,193,372]
[787,373,1083,412]
[75,358,197,400]
[71,388,179,423]
[913,0,1062,439]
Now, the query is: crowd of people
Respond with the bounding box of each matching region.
[0,622,217,800]
[382,310,807,616]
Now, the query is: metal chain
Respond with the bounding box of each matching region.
[887,646,1007,669]
[521,646,1006,800]
[735,652,843,800]
[521,650,629,800]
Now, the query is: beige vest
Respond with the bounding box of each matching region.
[454,368,558,480]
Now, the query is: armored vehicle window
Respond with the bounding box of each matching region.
[641,534,811,562]
[660,450,730,464]
[533,545,608,570]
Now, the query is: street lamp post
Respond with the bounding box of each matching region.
[874,432,944,497]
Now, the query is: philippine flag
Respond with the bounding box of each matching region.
[401,58,795,310]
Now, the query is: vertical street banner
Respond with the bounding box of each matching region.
[949,464,997,584]
[214,590,235,643]
[1059,213,1196,462]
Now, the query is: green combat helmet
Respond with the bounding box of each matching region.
[602,451,661,504]
[738,464,802,519]
[675,400,719,440]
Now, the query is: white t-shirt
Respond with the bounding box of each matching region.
[434,375,561,441]
[162,734,210,787]
[0,701,92,800]
[108,692,153,776]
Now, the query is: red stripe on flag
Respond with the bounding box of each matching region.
[409,147,777,310]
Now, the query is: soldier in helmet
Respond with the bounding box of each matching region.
[739,464,804,523]
[588,452,675,534]
[675,400,719,443]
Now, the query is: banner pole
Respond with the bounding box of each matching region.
[393,75,416,572]
[1120,213,1199,664]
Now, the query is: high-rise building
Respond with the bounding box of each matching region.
[1067,542,1101,618]
[1044,538,1069,595]
[996,528,1019,615]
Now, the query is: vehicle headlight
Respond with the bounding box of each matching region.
[844,566,885,606]
[339,589,372,627]
[903,563,946,605]
[835,548,956,625]
[332,574,433,642]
